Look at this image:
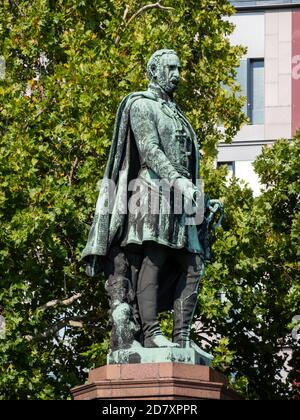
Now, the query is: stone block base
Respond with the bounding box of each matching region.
[71,363,240,400]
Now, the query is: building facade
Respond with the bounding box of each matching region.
[218,0,300,194]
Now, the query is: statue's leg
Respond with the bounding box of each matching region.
[124,248,144,342]
[172,252,204,348]
[137,244,179,348]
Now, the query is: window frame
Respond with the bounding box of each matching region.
[247,57,265,125]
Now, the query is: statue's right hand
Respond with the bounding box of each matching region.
[85,255,102,277]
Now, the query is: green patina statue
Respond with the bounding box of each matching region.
[82,49,223,361]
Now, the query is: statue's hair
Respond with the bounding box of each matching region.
[147,49,178,80]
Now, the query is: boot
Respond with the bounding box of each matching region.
[137,282,179,348]
[172,256,203,348]
[173,289,198,348]
[144,330,179,348]
[138,300,179,348]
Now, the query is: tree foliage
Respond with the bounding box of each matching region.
[198,134,300,399]
[0,0,298,400]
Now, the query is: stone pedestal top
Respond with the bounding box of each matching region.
[71,363,241,400]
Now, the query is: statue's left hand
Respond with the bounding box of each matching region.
[207,199,223,214]
[206,199,224,229]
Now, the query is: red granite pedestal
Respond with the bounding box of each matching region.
[71,363,240,400]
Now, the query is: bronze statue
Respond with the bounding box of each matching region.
[81,49,223,354]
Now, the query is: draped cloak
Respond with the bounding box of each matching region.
[81,91,152,261]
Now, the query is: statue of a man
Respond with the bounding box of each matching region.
[82,49,222,352]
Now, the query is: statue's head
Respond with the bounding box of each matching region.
[147,49,181,94]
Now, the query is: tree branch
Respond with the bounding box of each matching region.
[40,293,82,311]
[24,315,103,342]
[126,1,174,27]
[25,317,84,341]
[68,156,79,186]
[115,1,175,45]
[123,4,130,21]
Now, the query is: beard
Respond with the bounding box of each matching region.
[156,72,179,94]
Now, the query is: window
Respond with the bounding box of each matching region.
[236,58,265,125]
[249,59,265,125]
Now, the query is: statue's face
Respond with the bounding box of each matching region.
[155,54,181,94]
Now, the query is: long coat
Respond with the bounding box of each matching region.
[81,87,203,263]
[120,88,204,254]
